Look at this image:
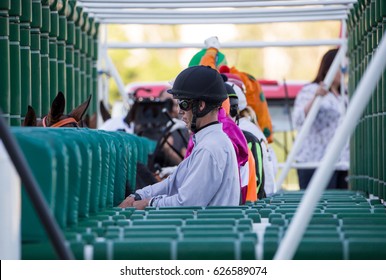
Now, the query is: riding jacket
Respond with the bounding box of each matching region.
[135,123,240,207]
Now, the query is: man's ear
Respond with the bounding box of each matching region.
[199,100,206,111]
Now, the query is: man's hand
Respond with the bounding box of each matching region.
[204,36,220,50]
[133,199,151,210]
[118,196,135,208]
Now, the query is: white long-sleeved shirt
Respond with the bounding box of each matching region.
[99,117,134,133]
[136,123,240,207]
[238,117,278,196]
[292,83,349,170]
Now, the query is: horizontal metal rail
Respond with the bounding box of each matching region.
[106,39,345,49]
[97,15,346,24]
[78,0,356,9]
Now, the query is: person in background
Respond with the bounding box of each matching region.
[292,48,349,189]
[156,90,189,168]
[226,76,278,197]
[119,65,240,209]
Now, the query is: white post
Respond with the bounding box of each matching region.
[274,31,386,260]
[0,142,21,259]
[104,53,128,105]
[276,44,347,189]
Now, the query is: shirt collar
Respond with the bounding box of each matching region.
[193,122,223,144]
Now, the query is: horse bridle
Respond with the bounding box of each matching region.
[42,116,79,128]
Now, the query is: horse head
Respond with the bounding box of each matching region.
[23,92,92,128]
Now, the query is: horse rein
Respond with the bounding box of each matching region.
[42,116,79,128]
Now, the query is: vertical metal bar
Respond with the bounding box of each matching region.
[9,0,21,126]
[49,2,58,105]
[57,0,67,107]
[274,30,386,260]
[40,0,50,116]
[0,1,10,124]
[20,0,32,123]
[30,0,42,118]
[74,5,82,107]
[66,1,75,111]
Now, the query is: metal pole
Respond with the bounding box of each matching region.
[57,0,67,107]
[49,1,59,105]
[274,30,386,260]
[9,0,21,126]
[106,39,346,49]
[30,0,42,118]
[276,44,347,189]
[40,0,50,116]
[105,53,127,104]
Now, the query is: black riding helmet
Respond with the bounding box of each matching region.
[167,65,228,103]
[168,66,228,132]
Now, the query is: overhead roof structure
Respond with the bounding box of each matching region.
[77,0,355,49]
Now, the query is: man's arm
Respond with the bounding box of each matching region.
[150,149,224,207]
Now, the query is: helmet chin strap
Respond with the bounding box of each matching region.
[190,100,219,133]
[190,101,199,133]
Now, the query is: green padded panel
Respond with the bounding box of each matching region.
[341,217,386,225]
[23,130,70,229]
[263,239,279,260]
[75,133,92,218]
[78,129,102,215]
[177,239,236,260]
[183,232,239,239]
[294,239,343,260]
[197,213,245,219]
[99,132,117,209]
[181,225,235,233]
[132,219,183,226]
[69,241,85,260]
[22,242,58,260]
[348,239,386,259]
[123,232,179,239]
[240,239,257,260]
[110,132,129,206]
[113,240,172,260]
[146,214,194,220]
[93,241,108,260]
[185,219,236,226]
[97,132,111,211]
[147,209,195,215]
[58,131,83,226]
[14,131,57,242]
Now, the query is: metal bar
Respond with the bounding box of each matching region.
[276,161,349,169]
[84,6,348,15]
[275,44,347,189]
[77,0,356,9]
[104,52,128,104]
[106,39,345,49]
[97,15,347,24]
[274,30,386,260]
[93,12,347,20]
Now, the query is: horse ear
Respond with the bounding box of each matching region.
[99,100,111,121]
[23,106,37,126]
[69,94,92,121]
[49,91,66,121]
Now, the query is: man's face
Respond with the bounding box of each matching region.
[178,99,194,130]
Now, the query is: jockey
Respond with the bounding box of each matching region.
[192,36,274,144]
[119,65,240,208]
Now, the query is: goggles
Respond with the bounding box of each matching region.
[178,99,194,111]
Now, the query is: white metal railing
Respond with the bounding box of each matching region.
[77,0,356,9]
[274,30,386,260]
[106,39,346,49]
